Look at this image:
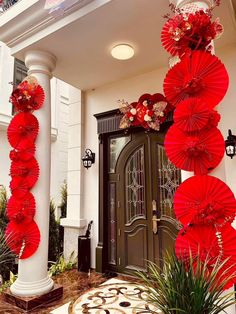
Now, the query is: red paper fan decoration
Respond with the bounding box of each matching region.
[5,221,40,259]
[163,51,229,108]
[174,175,236,227]
[7,192,36,225]
[176,225,236,289]
[10,157,39,189]
[10,177,29,199]
[164,124,224,175]
[7,112,39,149]
[174,99,211,132]
[10,145,36,162]
[10,79,45,112]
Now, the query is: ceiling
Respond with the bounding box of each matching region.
[3,0,236,90]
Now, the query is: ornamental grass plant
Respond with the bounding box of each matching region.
[136,253,236,314]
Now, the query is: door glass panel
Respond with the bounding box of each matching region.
[108,183,116,265]
[158,145,181,218]
[125,146,146,224]
[109,135,131,173]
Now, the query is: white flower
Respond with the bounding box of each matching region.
[159,112,164,117]
[144,114,152,122]
[130,108,137,115]
[129,116,134,122]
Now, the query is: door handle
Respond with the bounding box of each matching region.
[152,200,160,234]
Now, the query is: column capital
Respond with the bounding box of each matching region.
[169,0,213,9]
[24,50,56,77]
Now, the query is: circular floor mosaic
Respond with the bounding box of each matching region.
[72,278,161,313]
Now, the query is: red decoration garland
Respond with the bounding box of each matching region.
[6,76,44,259]
[161,4,236,289]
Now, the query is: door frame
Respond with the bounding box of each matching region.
[94,109,173,273]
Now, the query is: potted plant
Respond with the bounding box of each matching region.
[136,253,236,314]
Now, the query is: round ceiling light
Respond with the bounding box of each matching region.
[111,44,135,60]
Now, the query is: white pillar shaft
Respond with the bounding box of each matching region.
[10,50,56,297]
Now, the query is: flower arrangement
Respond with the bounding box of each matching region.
[119,93,173,131]
[161,10,223,57]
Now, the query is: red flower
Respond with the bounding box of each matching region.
[10,79,45,112]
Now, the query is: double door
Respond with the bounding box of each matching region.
[107,131,181,273]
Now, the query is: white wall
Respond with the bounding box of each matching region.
[50,79,69,209]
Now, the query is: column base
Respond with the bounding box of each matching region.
[10,276,54,297]
[4,284,63,311]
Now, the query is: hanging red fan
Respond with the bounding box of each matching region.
[163,51,229,108]
[173,98,217,133]
[10,157,39,189]
[10,177,29,199]
[174,175,236,227]
[5,220,40,259]
[7,192,36,225]
[164,124,224,175]
[9,145,36,162]
[7,112,39,149]
[10,78,45,112]
[175,225,236,289]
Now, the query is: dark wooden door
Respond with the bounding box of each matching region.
[107,130,181,273]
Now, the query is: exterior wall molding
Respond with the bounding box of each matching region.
[0,0,112,55]
[60,218,86,229]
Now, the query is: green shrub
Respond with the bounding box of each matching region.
[0,187,16,281]
[136,253,236,314]
[48,252,76,277]
[60,182,67,218]
[48,200,60,262]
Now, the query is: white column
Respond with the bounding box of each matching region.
[60,86,86,260]
[10,50,56,297]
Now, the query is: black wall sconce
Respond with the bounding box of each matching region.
[225,129,236,159]
[82,149,95,169]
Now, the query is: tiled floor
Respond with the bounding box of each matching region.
[70,278,161,314]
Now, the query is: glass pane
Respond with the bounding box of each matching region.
[125,146,146,224]
[158,145,181,218]
[108,183,116,265]
[109,136,130,173]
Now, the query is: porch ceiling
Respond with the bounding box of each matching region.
[0,0,236,91]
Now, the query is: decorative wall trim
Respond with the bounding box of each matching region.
[94,109,173,135]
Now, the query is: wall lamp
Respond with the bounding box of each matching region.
[225,129,236,159]
[82,149,95,169]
